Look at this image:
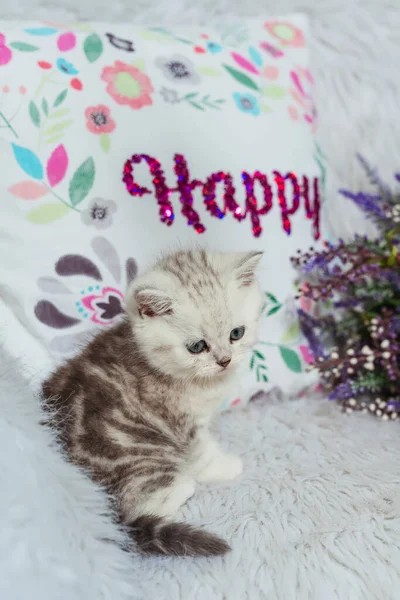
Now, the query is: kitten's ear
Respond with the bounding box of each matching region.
[134,288,173,318]
[234,251,263,287]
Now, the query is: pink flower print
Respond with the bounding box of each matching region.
[80,286,124,325]
[288,105,299,121]
[299,282,312,313]
[299,344,314,365]
[85,104,116,135]
[264,22,305,48]
[262,65,279,80]
[230,398,242,407]
[34,237,138,354]
[57,32,76,52]
[101,60,154,110]
[38,61,52,70]
[0,33,12,66]
[289,66,316,130]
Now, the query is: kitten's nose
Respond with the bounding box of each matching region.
[217,358,231,369]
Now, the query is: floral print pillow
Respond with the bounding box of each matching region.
[0,16,323,406]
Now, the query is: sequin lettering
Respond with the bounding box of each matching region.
[122,153,320,239]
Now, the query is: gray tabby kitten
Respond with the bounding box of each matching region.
[42,250,263,557]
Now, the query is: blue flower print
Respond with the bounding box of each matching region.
[207,41,222,54]
[56,58,79,75]
[233,92,260,116]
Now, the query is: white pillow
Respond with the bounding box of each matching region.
[0,17,323,407]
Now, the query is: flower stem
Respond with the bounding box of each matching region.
[42,182,80,213]
[38,113,49,152]
[258,341,283,349]
[0,111,18,138]
[34,70,56,99]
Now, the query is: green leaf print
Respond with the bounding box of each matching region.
[174,37,192,45]
[280,321,301,344]
[250,354,255,370]
[279,347,302,373]
[223,65,259,91]
[181,92,225,111]
[68,157,95,206]
[198,67,222,76]
[263,292,282,317]
[49,108,70,120]
[44,120,73,138]
[42,98,49,116]
[256,364,268,383]
[83,33,104,63]
[262,85,285,99]
[100,133,111,153]
[53,89,68,108]
[26,202,70,224]
[265,292,278,303]
[29,101,40,127]
[45,134,64,145]
[10,42,39,52]
[250,349,268,383]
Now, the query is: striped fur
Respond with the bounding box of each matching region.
[42,250,263,556]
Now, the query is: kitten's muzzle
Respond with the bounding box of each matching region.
[216,358,231,369]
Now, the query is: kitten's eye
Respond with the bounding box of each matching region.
[230,326,245,342]
[187,340,208,354]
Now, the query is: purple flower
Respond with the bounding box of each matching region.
[297,309,328,359]
[293,158,400,418]
[328,380,353,400]
[356,154,392,200]
[339,190,388,223]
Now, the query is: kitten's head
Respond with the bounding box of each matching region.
[126,250,263,382]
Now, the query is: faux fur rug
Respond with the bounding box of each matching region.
[0,349,140,600]
[2,347,400,600]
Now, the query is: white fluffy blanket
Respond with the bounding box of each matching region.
[0,349,140,600]
[2,349,400,600]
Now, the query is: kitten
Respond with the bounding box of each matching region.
[42,250,263,557]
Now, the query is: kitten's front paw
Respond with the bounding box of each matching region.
[197,453,243,483]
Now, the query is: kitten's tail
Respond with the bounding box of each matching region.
[128,515,230,557]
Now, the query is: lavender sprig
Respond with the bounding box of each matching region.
[294,160,400,421]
